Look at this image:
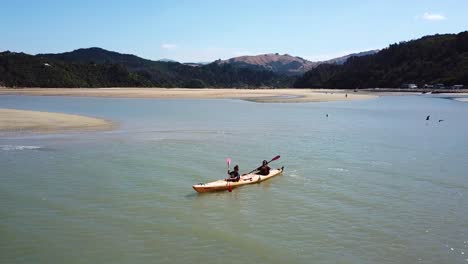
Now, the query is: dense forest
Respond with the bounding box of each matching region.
[294,31,468,88]
[0,48,293,88]
[0,51,152,87]
[1,31,467,89]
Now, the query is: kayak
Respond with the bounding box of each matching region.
[192,166,284,193]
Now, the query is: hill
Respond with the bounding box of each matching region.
[0,48,294,88]
[39,47,158,71]
[322,50,379,65]
[217,50,381,76]
[217,53,319,76]
[294,32,468,88]
[0,51,152,87]
[3,32,467,89]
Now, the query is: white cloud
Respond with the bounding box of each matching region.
[161,43,177,50]
[421,12,446,21]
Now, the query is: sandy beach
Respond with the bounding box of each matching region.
[0,88,376,134]
[0,88,376,103]
[0,108,114,133]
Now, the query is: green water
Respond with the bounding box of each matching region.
[1,95,467,263]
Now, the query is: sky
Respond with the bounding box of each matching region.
[1,0,467,62]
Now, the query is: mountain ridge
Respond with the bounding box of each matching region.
[294,32,468,88]
[215,51,378,75]
[1,48,294,88]
[322,50,380,65]
[2,31,466,88]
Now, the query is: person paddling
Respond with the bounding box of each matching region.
[225,165,240,182]
[256,160,271,176]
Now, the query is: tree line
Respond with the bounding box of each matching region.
[294,31,468,89]
[0,48,294,88]
[2,31,467,89]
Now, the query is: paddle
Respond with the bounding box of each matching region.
[226,158,232,192]
[246,155,281,174]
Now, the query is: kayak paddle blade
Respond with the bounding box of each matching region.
[270,155,280,162]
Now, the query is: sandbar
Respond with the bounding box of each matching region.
[0,108,114,134]
[0,88,376,103]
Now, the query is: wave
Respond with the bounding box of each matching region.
[0,145,42,151]
[289,173,303,179]
[370,160,392,166]
[327,167,349,172]
[288,170,310,181]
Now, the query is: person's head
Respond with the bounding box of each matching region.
[262,160,268,166]
[234,165,239,171]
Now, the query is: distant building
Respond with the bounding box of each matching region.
[452,84,464,89]
[434,83,446,89]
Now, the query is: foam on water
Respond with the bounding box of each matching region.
[369,160,392,166]
[327,167,349,172]
[287,169,307,180]
[289,173,306,180]
[0,145,42,151]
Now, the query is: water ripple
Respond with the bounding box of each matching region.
[0,145,42,151]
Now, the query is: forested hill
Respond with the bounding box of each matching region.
[2,31,468,89]
[0,51,152,87]
[294,31,468,89]
[0,48,294,88]
[39,48,159,71]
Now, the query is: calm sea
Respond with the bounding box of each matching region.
[1,95,467,264]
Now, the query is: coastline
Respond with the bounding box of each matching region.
[0,88,377,134]
[0,108,115,134]
[0,88,377,103]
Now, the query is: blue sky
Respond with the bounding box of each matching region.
[1,0,467,62]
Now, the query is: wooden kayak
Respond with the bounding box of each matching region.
[192,167,284,193]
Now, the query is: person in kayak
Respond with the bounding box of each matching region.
[225,165,240,182]
[256,160,271,176]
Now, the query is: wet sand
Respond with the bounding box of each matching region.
[0,88,377,134]
[0,88,376,103]
[0,108,114,133]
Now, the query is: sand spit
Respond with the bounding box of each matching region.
[0,88,376,103]
[0,108,114,134]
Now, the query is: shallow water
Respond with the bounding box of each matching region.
[1,95,467,264]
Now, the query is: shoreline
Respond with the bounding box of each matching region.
[0,88,377,103]
[0,108,115,134]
